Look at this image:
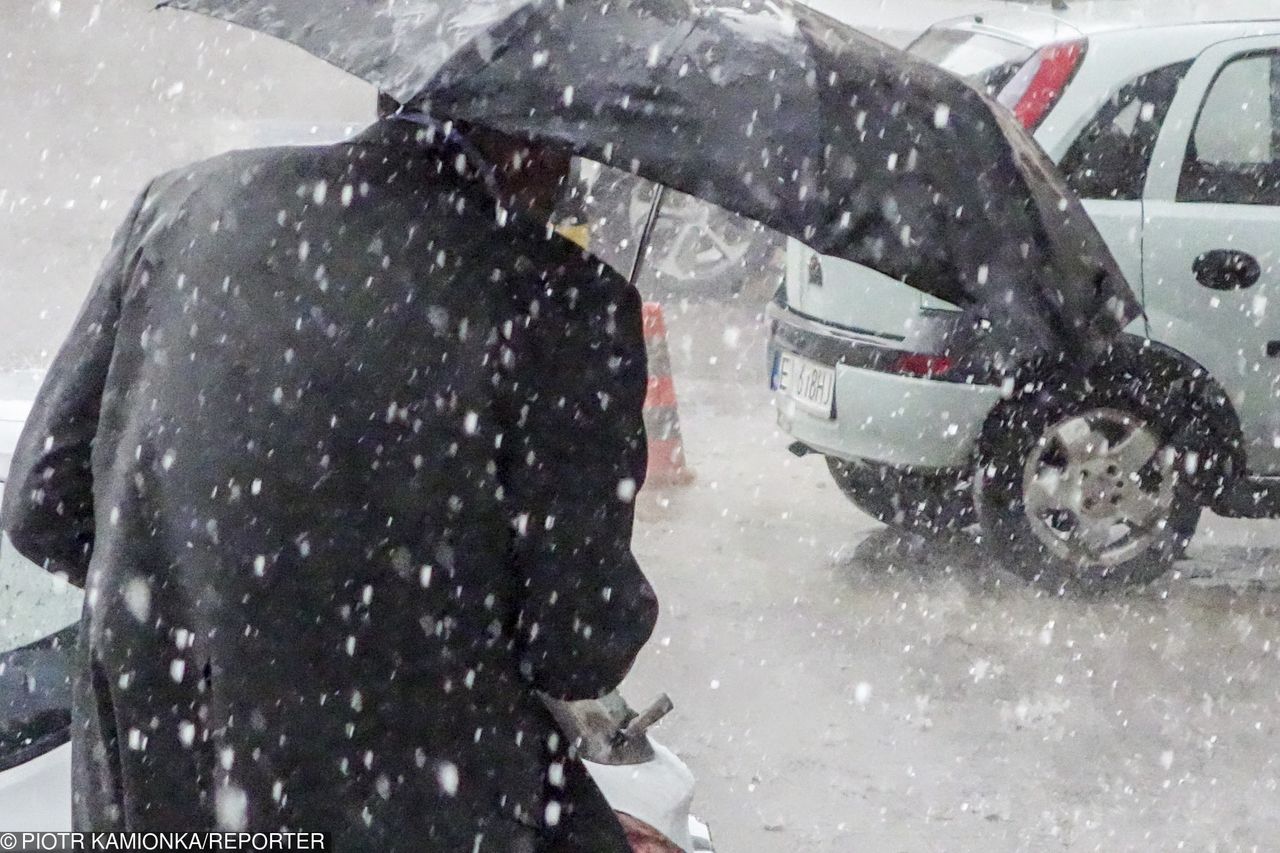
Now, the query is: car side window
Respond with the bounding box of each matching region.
[1179,51,1280,205]
[1060,62,1191,201]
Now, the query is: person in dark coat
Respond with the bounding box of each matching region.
[1,108,658,851]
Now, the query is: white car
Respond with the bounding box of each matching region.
[769,1,1280,586]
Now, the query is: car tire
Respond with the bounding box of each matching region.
[827,457,974,536]
[974,366,1203,592]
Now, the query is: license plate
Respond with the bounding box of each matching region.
[773,352,836,418]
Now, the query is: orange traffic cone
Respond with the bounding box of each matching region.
[642,303,695,487]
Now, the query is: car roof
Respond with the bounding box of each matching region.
[934,1,1280,47]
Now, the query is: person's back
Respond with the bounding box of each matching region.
[3,119,656,850]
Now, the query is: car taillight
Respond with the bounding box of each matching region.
[617,812,684,853]
[892,353,954,378]
[997,39,1087,130]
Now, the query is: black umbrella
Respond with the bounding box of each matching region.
[162,0,1138,360]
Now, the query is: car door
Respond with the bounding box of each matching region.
[1143,35,1280,475]
[1056,61,1193,292]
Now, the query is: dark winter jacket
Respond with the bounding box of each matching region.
[1,119,656,851]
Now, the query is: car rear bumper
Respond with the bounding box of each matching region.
[767,304,1002,470]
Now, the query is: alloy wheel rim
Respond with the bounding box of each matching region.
[1021,408,1177,569]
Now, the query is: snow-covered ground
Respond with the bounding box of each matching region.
[623,302,1280,852]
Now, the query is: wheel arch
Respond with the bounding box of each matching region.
[996,334,1246,503]
[1124,334,1246,485]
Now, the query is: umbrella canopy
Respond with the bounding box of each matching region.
[162,0,1139,360]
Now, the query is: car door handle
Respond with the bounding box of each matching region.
[1194,250,1261,290]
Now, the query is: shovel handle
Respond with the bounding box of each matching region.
[618,693,675,743]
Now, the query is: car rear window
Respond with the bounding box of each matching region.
[909,29,1036,95]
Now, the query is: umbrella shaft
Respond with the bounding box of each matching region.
[629,184,668,288]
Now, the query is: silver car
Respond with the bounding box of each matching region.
[770,2,1280,586]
